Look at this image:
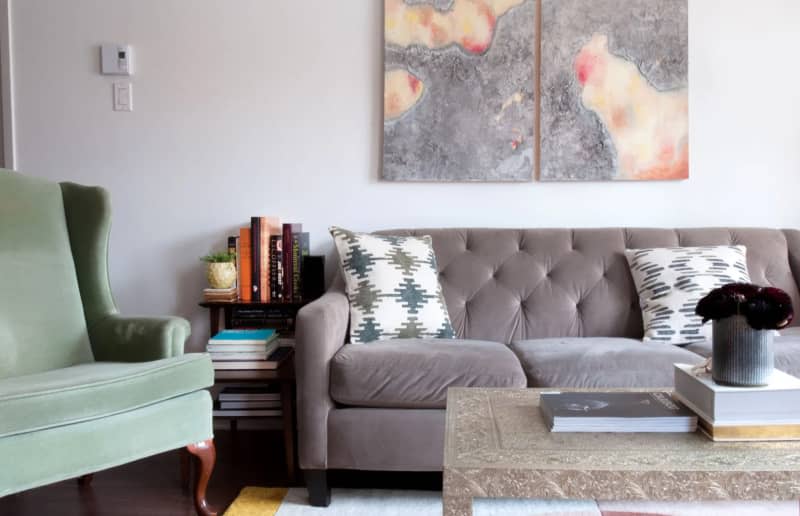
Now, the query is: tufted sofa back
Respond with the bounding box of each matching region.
[379,228,800,343]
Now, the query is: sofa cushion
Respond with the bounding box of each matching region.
[330,227,455,344]
[686,336,800,378]
[510,338,706,388]
[330,339,526,408]
[0,353,213,438]
[624,245,751,345]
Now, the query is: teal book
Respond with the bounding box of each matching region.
[209,329,277,345]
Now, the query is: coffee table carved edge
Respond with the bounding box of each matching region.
[443,388,800,516]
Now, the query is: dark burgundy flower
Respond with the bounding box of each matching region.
[696,283,794,330]
[745,287,794,330]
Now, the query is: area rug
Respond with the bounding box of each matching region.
[224,487,799,516]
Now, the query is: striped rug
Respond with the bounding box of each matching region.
[224,487,799,516]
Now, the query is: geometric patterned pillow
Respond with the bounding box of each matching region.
[624,246,750,345]
[330,227,456,344]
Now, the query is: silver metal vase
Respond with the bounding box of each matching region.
[712,314,774,387]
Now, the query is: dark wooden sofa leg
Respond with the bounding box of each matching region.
[186,439,218,516]
[77,474,93,487]
[305,470,330,507]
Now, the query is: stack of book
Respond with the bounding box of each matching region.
[540,391,697,433]
[207,329,293,370]
[673,363,800,441]
[203,287,237,303]
[235,218,310,303]
[207,329,277,369]
[213,384,282,418]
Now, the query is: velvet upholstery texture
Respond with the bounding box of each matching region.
[510,338,706,388]
[0,169,214,497]
[0,172,93,379]
[297,227,800,475]
[380,228,800,342]
[0,391,212,497]
[330,339,525,408]
[0,354,213,438]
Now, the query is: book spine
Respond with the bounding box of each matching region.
[238,228,252,302]
[292,232,310,301]
[250,217,261,301]
[234,236,241,299]
[282,223,293,301]
[258,217,269,302]
[282,223,302,301]
[269,235,283,302]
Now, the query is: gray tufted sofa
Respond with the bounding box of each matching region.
[295,228,800,505]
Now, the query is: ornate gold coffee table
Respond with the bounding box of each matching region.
[443,388,800,516]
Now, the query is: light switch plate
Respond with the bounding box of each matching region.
[113,82,133,112]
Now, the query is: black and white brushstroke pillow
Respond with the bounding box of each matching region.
[330,227,456,344]
[625,246,751,345]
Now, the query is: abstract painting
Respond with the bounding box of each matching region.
[383,0,536,182]
[539,0,688,181]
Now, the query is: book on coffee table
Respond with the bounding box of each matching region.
[540,392,697,433]
[673,363,800,441]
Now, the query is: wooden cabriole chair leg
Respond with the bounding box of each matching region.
[186,439,218,516]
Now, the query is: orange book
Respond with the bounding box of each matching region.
[238,228,252,302]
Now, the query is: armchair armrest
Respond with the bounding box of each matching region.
[88,314,191,362]
[295,284,350,470]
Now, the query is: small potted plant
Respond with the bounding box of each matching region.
[696,283,793,386]
[200,251,237,289]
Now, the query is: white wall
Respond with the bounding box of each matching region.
[10,0,800,351]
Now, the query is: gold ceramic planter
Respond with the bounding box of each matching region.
[206,262,236,289]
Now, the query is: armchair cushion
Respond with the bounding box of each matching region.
[0,353,213,438]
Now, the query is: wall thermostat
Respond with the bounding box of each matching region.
[100,44,133,76]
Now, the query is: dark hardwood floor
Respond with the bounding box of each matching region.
[0,430,442,516]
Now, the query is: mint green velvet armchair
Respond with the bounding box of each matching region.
[0,169,217,516]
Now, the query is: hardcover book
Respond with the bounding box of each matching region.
[269,235,283,302]
[539,392,697,433]
[282,223,302,301]
[250,217,261,301]
[218,385,280,402]
[291,232,310,302]
[208,329,277,345]
[673,363,800,423]
[238,228,252,302]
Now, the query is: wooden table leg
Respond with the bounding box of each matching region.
[280,380,296,484]
[209,307,221,336]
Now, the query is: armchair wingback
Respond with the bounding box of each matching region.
[0,169,216,516]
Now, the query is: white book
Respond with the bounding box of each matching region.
[674,363,800,424]
[207,341,278,354]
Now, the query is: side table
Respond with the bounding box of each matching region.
[214,355,297,483]
[199,300,311,484]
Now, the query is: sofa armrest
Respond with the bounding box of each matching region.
[88,315,191,362]
[295,285,350,470]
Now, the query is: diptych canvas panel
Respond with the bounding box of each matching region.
[383,0,537,182]
[539,0,689,181]
[382,0,688,182]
